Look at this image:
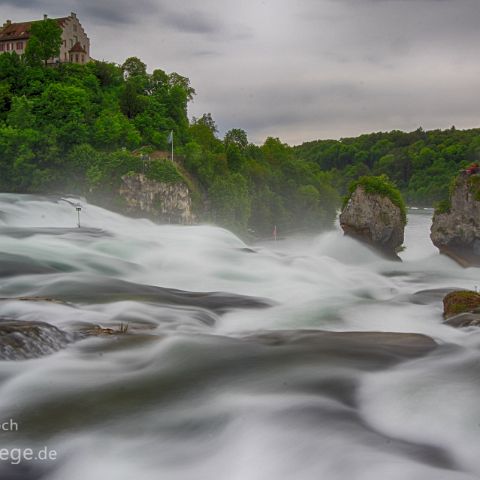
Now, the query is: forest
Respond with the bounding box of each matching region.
[294,127,480,206]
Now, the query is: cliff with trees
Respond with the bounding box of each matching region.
[0,21,339,236]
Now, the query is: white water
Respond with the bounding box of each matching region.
[0,194,479,480]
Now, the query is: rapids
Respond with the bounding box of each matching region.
[0,193,479,480]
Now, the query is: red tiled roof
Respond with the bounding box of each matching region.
[69,41,86,53]
[0,22,32,41]
[0,17,69,42]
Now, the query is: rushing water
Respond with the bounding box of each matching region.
[0,194,479,480]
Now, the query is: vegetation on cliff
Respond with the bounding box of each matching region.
[0,44,339,235]
[343,175,407,224]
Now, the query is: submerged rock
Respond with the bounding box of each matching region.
[245,330,437,361]
[15,276,274,314]
[0,320,72,360]
[443,290,480,327]
[431,171,480,267]
[340,178,406,259]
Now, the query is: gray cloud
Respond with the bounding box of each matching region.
[1,0,480,144]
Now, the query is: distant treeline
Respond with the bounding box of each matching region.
[294,127,480,206]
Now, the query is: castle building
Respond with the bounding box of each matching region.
[0,12,90,64]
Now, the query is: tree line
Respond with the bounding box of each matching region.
[294,127,480,206]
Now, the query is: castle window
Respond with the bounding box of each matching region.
[81,55,84,63]
[0,44,4,52]
[16,41,23,50]
[75,54,79,63]
[73,24,77,32]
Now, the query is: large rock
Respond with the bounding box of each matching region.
[339,185,405,258]
[119,173,194,224]
[431,172,480,267]
[442,290,480,328]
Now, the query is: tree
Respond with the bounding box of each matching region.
[224,128,248,150]
[168,72,196,101]
[24,19,62,66]
[121,57,147,79]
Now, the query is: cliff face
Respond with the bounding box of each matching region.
[431,173,480,267]
[119,173,194,224]
[339,185,405,258]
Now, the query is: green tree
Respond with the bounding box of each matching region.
[224,128,248,149]
[24,19,62,66]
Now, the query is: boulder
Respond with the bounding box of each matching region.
[340,183,406,259]
[443,290,480,328]
[431,171,480,267]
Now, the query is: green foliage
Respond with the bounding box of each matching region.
[468,174,480,201]
[146,160,183,184]
[24,19,62,66]
[344,175,407,224]
[208,173,251,233]
[295,127,480,206]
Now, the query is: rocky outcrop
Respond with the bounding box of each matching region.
[339,185,405,258]
[119,173,194,224]
[0,320,72,360]
[431,172,480,267]
[442,290,480,328]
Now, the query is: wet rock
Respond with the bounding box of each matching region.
[444,312,480,328]
[0,253,59,278]
[443,290,480,318]
[443,290,480,327]
[22,276,274,314]
[431,172,480,267]
[245,330,437,361]
[0,227,109,239]
[0,320,72,360]
[339,183,405,259]
[409,288,460,305]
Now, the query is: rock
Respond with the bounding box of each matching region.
[408,288,460,305]
[442,290,480,327]
[119,173,194,224]
[0,320,72,360]
[244,330,437,361]
[444,312,480,328]
[431,171,480,267]
[339,182,406,259]
[7,276,274,314]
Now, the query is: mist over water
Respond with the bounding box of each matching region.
[0,194,479,480]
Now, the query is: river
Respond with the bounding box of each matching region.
[0,194,479,480]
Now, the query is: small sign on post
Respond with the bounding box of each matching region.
[76,205,82,228]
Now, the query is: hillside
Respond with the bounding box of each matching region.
[294,127,480,206]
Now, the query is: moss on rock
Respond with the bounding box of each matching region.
[343,175,407,224]
[443,290,480,319]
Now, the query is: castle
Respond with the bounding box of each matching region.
[0,12,90,64]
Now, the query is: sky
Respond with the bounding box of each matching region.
[1,0,480,144]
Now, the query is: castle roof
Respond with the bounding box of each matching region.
[69,41,86,53]
[0,17,69,42]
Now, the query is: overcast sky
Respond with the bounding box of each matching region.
[2,0,480,144]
